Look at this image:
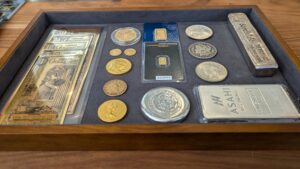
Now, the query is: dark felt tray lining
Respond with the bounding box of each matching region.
[81,21,290,124]
[0,8,299,125]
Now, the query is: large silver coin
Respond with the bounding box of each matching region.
[195,61,228,82]
[188,42,217,59]
[111,27,141,46]
[141,87,190,123]
[185,25,213,40]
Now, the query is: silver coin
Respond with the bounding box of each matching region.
[111,27,141,46]
[195,61,228,82]
[185,25,213,40]
[141,87,190,123]
[188,42,217,59]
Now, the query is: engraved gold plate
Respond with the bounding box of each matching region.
[66,30,100,115]
[154,28,167,41]
[0,28,100,125]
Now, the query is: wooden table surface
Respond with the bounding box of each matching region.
[0,0,300,168]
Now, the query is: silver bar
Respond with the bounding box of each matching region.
[228,13,278,76]
[196,85,299,121]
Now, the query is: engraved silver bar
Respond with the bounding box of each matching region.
[228,13,278,76]
[196,85,299,122]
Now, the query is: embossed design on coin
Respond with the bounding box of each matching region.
[188,42,217,59]
[111,27,141,46]
[141,87,190,122]
[98,99,127,123]
[185,25,213,40]
[105,58,132,75]
[195,61,228,82]
[109,48,122,57]
[124,48,136,56]
[103,79,127,97]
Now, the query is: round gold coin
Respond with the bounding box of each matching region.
[98,99,127,123]
[105,58,132,75]
[111,27,141,46]
[109,48,122,57]
[124,48,136,56]
[114,28,138,43]
[103,79,127,96]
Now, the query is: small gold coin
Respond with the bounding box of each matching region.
[124,48,136,56]
[98,99,127,123]
[103,79,127,96]
[109,48,122,57]
[105,58,132,75]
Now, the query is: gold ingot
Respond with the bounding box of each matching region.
[154,28,167,41]
[158,56,168,66]
[109,48,122,57]
[98,99,127,123]
[105,58,132,75]
[124,48,136,56]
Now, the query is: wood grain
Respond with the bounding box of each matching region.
[0,151,300,169]
[1,0,300,168]
[1,0,300,68]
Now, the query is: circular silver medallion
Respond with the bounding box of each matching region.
[188,42,217,59]
[111,27,141,46]
[141,87,190,123]
[185,25,213,40]
[195,61,228,82]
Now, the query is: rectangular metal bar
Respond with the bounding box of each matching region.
[228,13,278,76]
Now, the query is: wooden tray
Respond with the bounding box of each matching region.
[0,6,300,151]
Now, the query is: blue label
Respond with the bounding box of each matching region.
[143,23,179,42]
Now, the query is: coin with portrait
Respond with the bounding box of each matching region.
[195,61,228,82]
[105,58,132,75]
[98,99,127,123]
[185,25,213,40]
[188,42,217,59]
[103,79,127,97]
[111,27,141,46]
[124,48,136,56]
[109,48,122,57]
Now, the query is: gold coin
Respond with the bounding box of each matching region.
[98,99,127,123]
[124,48,136,56]
[105,58,132,75]
[103,79,127,96]
[114,28,138,43]
[109,48,122,57]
